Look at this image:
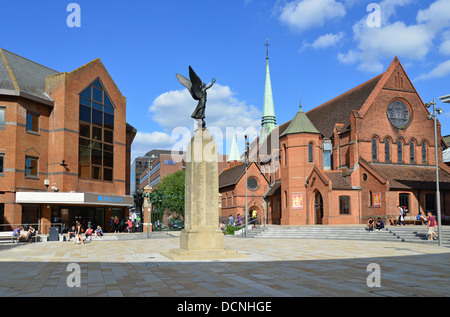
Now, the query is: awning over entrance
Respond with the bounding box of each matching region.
[15,192,134,207]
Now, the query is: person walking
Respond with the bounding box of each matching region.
[73,221,84,245]
[398,205,405,226]
[426,212,438,240]
[228,214,234,226]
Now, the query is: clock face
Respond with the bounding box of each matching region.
[387,100,410,129]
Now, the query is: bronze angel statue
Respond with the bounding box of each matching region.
[176,66,216,128]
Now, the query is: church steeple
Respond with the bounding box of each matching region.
[228,133,241,163]
[260,39,277,145]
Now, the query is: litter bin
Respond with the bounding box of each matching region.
[48,227,59,242]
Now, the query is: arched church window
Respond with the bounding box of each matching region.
[372,138,378,161]
[385,139,391,162]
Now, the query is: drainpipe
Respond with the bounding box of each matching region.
[305,178,309,225]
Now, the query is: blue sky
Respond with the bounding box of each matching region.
[2,0,450,161]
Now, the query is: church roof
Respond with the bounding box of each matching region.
[306,73,384,138]
[281,107,320,137]
[369,162,450,190]
[219,163,246,188]
[0,48,58,105]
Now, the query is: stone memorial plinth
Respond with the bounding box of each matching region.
[162,128,247,260]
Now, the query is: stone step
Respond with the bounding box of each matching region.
[246,226,450,246]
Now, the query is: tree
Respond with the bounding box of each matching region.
[152,170,185,218]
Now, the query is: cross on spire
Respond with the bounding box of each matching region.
[265,39,270,60]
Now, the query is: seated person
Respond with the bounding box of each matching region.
[85,226,93,240]
[375,218,385,231]
[19,228,29,241]
[94,225,103,237]
[67,226,76,241]
[220,222,226,231]
[27,226,36,243]
[12,226,22,243]
[366,217,375,231]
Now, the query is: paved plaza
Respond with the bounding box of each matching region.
[0,232,449,299]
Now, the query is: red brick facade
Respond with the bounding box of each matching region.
[0,52,135,234]
[221,57,450,226]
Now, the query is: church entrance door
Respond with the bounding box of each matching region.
[314,192,323,225]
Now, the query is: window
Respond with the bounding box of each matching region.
[385,139,391,162]
[247,177,259,191]
[25,156,38,178]
[399,193,410,211]
[308,143,314,163]
[372,138,378,161]
[397,140,403,163]
[422,142,427,164]
[410,141,415,164]
[78,79,115,181]
[0,154,3,175]
[323,140,332,170]
[0,107,5,129]
[26,112,39,133]
[339,196,351,214]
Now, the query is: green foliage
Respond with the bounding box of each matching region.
[225,225,243,235]
[150,170,185,217]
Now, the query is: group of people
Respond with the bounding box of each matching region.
[367,209,439,241]
[68,222,103,245]
[109,216,140,233]
[12,225,36,243]
[366,217,385,232]
[225,211,260,229]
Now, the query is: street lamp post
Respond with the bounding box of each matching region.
[426,99,443,247]
[244,135,249,238]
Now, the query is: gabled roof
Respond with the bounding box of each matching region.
[219,161,268,189]
[306,73,384,138]
[219,163,247,188]
[0,48,58,105]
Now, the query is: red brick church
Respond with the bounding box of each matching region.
[219,55,450,226]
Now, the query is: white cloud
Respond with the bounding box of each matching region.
[305,32,345,50]
[279,0,346,33]
[416,0,450,33]
[149,83,261,132]
[415,59,450,81]
[337,0,449,73]
[131,83,262,160]
[337,49,359,65]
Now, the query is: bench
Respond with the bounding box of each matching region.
[0,230,39,243]
[0,231,14,242]
[388,216,424,226]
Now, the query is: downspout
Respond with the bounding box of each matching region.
[305,177,309,225]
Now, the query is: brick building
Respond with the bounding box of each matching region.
[0,49,136,234]
[220,56,450,226]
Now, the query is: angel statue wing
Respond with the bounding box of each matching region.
[176,66,204,101]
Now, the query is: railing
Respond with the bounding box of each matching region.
[0,223,64,235]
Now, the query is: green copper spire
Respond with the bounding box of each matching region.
[228,133,241,162]
[280,98,320,137]
[260,40,277,144]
